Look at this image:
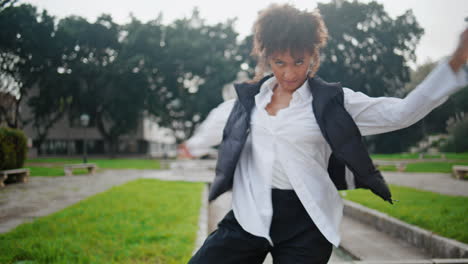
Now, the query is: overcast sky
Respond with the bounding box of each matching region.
[23,0,468,67]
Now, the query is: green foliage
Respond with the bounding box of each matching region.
[366,125,424,154]
[442,114,468,152]
[342,184,468,244]
[366,60,468,154]
[318,1,425,154]
[0,179,203,263]
[146,9,242,141]
[318,1,424,97]
[0,127,27,170]
[0,0,17,10]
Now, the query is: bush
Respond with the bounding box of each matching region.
[0,127,28,170]
[441,114,468,152]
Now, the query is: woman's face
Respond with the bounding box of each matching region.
[268,51,312,92]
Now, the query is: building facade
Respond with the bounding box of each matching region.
[19,90,177,158]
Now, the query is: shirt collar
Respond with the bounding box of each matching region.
[294,78,312,101]
[256,76,312,107]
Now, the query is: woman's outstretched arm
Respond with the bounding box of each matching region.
[344,29,468,136]
[178,99,236,158]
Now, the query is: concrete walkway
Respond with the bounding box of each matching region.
[382,171,468,197]
[340,216,428,260]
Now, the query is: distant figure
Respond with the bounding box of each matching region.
[181,4,468,263]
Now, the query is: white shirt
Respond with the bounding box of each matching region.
[186,60,467,247]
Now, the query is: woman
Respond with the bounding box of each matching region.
[182,4,468,263]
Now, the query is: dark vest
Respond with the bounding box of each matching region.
[209,75,393,204]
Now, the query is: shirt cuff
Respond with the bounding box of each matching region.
[185,138,211,157]
[421,58,468,101]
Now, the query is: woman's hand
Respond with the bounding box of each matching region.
[177,143,194,159]
[449,28,468,72]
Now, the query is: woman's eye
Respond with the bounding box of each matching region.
[275,61,284,66]
[295,61,304,65]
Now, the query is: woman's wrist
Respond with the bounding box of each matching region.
[449,53,466,73]
[449,28,468,73]
[177,143,194,159]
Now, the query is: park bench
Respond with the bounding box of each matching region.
[373,160,408,172]
[64,163,97,176]
[0,168,30,187]
[452,165,468,180]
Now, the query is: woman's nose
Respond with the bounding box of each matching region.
[283,67,296,80]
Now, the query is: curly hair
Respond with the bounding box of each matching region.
[251,4,328,81]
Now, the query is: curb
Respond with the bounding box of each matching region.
[330,260,468,264]
[192,183,209,256]
[343,200,468,259]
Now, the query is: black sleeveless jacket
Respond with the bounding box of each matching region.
[209,75,393,204]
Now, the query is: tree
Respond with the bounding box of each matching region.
[55,14,151,154]
[146,9,242,142]
[442,113,468,152]
[318,1,426,153]
[0,3,69,153]
[367,57,468,153]
[0,0,16,10]
[0,4,59,129]
[317,1,424,97]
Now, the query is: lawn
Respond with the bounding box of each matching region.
[375,161,468,174]
[371,152,468,160]
[341,184,468,244]
[370,153,420,160]
[25,158,162,177]
[0,179,204,264]
[405,161,468,173]
[370,152,468,173]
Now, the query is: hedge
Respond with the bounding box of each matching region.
[0,127,28,170]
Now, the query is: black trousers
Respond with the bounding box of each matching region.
[188,188,333,264]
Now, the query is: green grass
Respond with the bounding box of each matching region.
[0,179,204,264]
[341,184,468,244]
[405,161,468,173]
[371,152,468,161]
[25,158,161,177]
[376,165,398,172]
[376,161,468,173]
[370,153,420,160]
[27,167,90,177]
[444,153,468,160]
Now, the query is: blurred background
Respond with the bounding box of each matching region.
[1,0,467,158]
[1,1,468,263]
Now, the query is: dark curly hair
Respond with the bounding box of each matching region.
[251,4,328,81]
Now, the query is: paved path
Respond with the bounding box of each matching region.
[340,217,428,260]
[382,171,468,197]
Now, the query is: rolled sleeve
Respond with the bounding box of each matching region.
[185,99,236,157]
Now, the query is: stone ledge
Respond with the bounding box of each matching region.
[343,200,468,259]
[192,184,209,256]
